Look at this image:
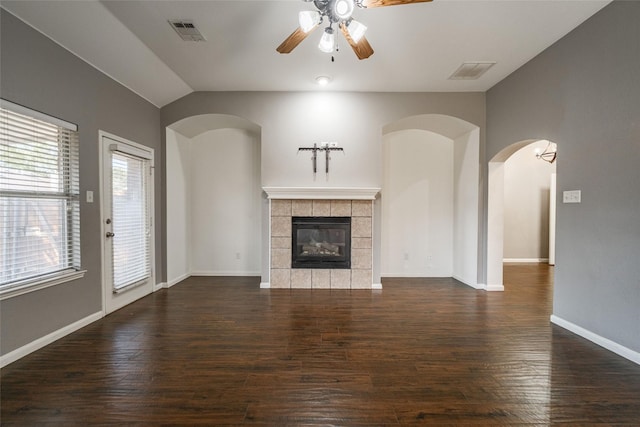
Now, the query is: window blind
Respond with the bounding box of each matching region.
[110,150,150,291]
[0,101,81,288]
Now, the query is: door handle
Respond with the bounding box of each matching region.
[106,232,115,238]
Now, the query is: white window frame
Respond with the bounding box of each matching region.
[0,99,85,300]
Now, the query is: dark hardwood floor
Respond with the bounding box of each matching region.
[2,264,640,425]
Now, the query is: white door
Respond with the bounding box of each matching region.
[101,133,154,314]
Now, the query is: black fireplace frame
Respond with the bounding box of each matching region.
[291,216,351,269]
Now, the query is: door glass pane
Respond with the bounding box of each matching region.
[111,151,149,290]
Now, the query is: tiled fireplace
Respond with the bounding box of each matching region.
[264,188,379,289]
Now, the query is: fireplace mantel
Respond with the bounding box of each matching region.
[263,187,380,200]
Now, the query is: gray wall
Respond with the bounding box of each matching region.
[487,1,640,352]
[0,10,162,355]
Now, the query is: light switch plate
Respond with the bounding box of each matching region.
[86,190,94,203]
[563,190,581,203]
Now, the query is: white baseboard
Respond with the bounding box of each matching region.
[551,315,640,366]
[1,311,103,368]
[153,282,166,292]
[372,283,382,290]
[191,271,261,277]
[503,258,549,263]
[167,272,191,288]
[453,276,507,292]
[466,282,505,292]
[453,275,482,290]
[260,282,270,288]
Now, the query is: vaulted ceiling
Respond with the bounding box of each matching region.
[2,0,610,107]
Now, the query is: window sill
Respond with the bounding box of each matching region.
[0,270,87,300]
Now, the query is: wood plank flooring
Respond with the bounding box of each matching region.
[2,264,640,425]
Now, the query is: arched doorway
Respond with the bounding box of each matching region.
[381,114,481,288]
[165,114,262,287]
[487,139,557,290]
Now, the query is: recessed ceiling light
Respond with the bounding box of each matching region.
[316,76,331,86]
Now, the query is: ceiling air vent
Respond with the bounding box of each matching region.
[169,20,206,42]
[449,62,496,80]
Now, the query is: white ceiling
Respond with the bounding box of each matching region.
[2,0,610,107]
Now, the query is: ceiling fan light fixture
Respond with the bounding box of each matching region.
[318,28,335,53]
[334,0,355,20]
[347,19,367,43]
[299,10,321,33]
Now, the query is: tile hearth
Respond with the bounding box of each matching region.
[269,199,373,289]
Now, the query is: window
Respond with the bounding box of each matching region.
[0,99,83,298]
[110,148,151,291]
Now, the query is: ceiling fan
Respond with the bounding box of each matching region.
[277,0,433,60]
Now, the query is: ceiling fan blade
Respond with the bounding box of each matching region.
[276,25,319,54]
[361,0,432,8]
[340,23,374,60]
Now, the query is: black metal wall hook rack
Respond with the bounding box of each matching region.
[298,143,345,174]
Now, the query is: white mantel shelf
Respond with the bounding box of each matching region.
[263,187,380,200]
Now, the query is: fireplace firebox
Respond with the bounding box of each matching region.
[291,217,351,269]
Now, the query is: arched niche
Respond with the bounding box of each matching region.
[381,114,481,288]
[165,114,263,286]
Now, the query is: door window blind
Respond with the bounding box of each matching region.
[110,150,150,291]
[0,101,81,288]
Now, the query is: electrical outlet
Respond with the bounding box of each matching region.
[563,190,581,204]
[404,252,409,261]
[236,252,241,260]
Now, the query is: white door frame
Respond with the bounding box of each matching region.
[486,139,556,291]
[99,130,155,314]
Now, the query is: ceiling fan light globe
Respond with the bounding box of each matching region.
[347,19,367,43]
[334,0,355,20]
[318,28,335,53]
[299,10,321,33]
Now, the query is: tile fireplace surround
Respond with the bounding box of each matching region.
[263,187,380,289]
